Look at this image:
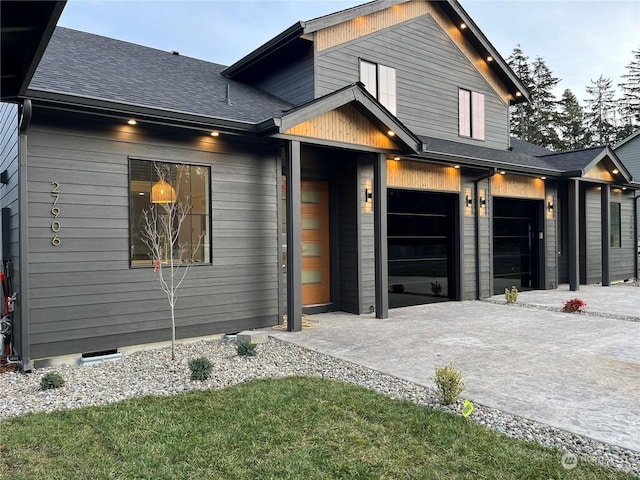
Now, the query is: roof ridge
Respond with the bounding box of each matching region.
[538,145,606,158]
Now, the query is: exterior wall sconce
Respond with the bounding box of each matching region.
[365,188,372,203]
[479,196,486,207]
[547,201,554,212]
[546,195,555,219]
[465,195,472,207]
[151,179,176,204]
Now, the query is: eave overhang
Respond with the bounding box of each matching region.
[578,146,633,183]
[1,1,66,102]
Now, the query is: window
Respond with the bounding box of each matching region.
[610,202,621,248]
[360,60,396,115]
[459,88,485,140]
[129,159,210,266]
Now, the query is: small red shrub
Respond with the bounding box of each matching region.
[561,298,587,313]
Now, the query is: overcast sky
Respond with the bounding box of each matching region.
[58,0,639,103]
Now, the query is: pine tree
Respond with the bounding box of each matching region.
[557,89,590,150]
[528,56,561,149]
[507,45,534,141]
[618,47,640,128]
[584,75,617,145]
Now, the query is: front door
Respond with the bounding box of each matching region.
[301,180,330,306]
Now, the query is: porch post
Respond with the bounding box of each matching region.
[286,141,302,331]
[601,184,611,286]
[568,179,580,291]
[374,153,388,318]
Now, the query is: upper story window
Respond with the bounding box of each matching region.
[610,202,621,248]
[129,159,211,266]
[459,88,485,140]
[360,59,397,115]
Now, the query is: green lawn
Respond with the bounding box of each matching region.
[0,377,633,480]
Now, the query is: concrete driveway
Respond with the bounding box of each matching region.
[271,284,640,452]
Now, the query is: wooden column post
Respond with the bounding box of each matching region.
[374,153,388,319]
[568,179,580,291]
[601,184,611,286]
[286,141,302,331]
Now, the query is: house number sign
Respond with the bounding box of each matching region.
[51,182,61,246]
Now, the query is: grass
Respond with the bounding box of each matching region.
[0,376,634,480]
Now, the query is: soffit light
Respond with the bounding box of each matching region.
[453,165,460,169]
[460,23,467,30]
[540,176,546,180]
[387,130,396,137]
[612,168,619,174]
[486,56,494,62]
[499,170,506,175]
[127,119,137,125]
[211,131,220,137]
[393,156,401,161]
[151,179,176,204]
[515,92,522,97]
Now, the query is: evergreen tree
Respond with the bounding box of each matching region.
[618,47,640,127]
[507,45,534,141]
[584,75,617,145]
[557,89,590,150]
[529,56,561,149]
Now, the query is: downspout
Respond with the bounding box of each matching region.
[18,99,32,372]
[473,167,498,299]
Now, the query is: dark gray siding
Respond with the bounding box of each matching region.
[360,161,375,312]
[26,112,279,359]
[614,136,640,247]
[610,189,636,281]
[545,183,558,289]
[338,158,360,313]
[580,186,602,284]
[0,103,21,354]
[557,184,569,283]
[315,15,509,150]
[255,48,314,105]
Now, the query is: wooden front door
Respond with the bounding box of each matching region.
[301,180,330,306]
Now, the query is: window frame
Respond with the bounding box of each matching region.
[610,201,621,248]
[128,157,212,268]
[359,59,397,115]
[458,88,485,141]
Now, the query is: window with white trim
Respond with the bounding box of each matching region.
[360,60,397,115]
[459,88,485,140]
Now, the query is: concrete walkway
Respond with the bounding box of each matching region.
[270,284,640,452]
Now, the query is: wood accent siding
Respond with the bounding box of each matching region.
[583,162,614,182]
[315,14,510,149]
[315,0,511,103]
[26,112,279,359]
[387,160,461,192]
[491,174,545,199]
[284,104,397,149]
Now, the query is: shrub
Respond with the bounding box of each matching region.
[561,298,586,313]
[434,364,465,405]
[188,357,213,381]
[39,372,65,390]
[237,341,258,357]
[504,286,518,304]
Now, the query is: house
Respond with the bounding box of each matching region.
[1,0,637,369]
[614,129,640,253]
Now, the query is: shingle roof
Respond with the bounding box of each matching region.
[417,135,563,173]
[538,147,607,171]
[509,137,554,157]
[28,27,292,124]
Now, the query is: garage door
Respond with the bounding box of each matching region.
[388,189,456,308]
[493,198,541,293]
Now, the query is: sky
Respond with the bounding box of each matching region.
[57,0,640,103]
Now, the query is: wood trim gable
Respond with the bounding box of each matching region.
[284,104,399,150]
[313,0,511,104]
[583,162,615,183]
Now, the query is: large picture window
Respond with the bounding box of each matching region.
[610,202,621,248]
[360,59,397,115]
[129,159,211,266]
[459,88,485,140]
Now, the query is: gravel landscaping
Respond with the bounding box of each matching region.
[1,336,638,477]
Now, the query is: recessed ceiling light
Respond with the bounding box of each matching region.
[453,165,460,169]
[138,192,145,196]
[460,23,467,29]
[211,131,220,137]
[393,156,401,161]
[127,119,137,125]
[499,170,506,175]
[387,130,395,137]
[515,92,522,97]
[486,56,494,62]
[612,168,619,174]
[540,176,546,180]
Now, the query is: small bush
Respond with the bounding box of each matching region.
[561,298,586,313]
[188,357,213,381]
[40,372,65,390]
[434,364,465,405]
[237,341,258,357]
[504,286,518,304]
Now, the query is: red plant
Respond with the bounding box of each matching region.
[561,298,587,313]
